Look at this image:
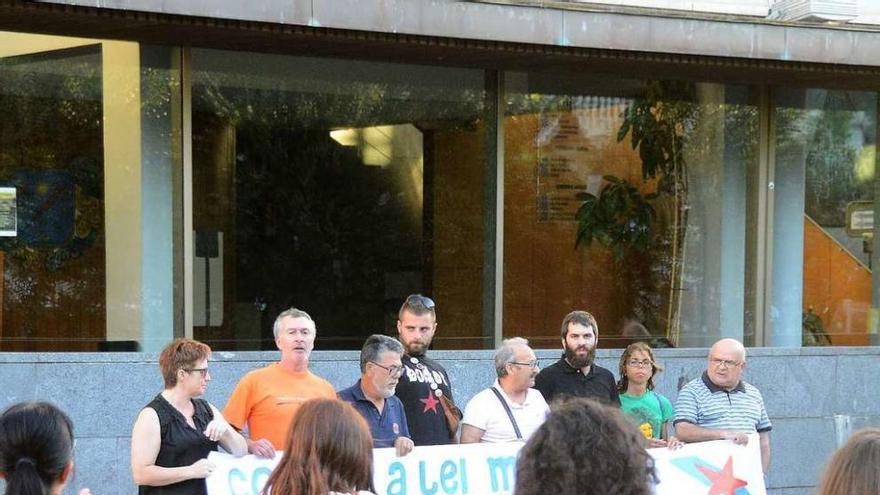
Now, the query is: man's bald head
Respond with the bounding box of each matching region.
[709,338,746,362]
[706,338,746,391]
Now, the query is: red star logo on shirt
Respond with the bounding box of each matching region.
[696,456,748,495]
[419,392,439,413]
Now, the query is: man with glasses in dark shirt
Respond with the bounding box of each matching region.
[393,294,461,445]
[339,334,414,456]
[534,310,620,406]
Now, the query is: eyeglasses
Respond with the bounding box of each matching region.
[184,367,209,378]
[709,358,741,369]
[626,359,654,368]
[370,361,405,377]
[405,294,435,310]
[510,360,539,369]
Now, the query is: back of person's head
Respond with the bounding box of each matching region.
[620,319,651,340]
[261,398,373,495]
[515,398,653,495]
[0,401,75,495]
[817,428,880,495]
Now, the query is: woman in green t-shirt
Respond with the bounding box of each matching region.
[617,341,682,449]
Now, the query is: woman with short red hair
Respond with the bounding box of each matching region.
[131,338,247,494]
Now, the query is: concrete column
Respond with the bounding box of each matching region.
[678,83,747,347]
[140,47,178,352]
[718,87,749,341]
[768,88,810,347]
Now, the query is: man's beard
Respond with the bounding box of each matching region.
[565,345,595,369]
[404,341,429,357]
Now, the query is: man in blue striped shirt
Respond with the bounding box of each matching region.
[674,338,772,473]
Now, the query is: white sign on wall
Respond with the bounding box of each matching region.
[0,187,17,237]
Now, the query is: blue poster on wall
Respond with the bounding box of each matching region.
[14,170,75,247]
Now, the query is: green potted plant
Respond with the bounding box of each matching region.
[574,175,656,260]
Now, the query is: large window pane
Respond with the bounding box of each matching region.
[0,32,181,351]
[504,73,758,348]
[191,50,489,350]
[773,89,877,346]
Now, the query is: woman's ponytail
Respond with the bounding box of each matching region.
[6,456,51,495]
[0,402,75,495]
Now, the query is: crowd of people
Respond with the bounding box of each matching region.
[0,295,877,494]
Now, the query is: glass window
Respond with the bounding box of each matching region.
[190,49,490,350]
[0,32,182,351]
[503,72,759,348]
[773,88,877,346]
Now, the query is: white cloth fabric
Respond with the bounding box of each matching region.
[461,380,550,443]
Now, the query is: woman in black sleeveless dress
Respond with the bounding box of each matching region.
[131,338,247,494]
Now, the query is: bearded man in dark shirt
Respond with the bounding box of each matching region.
[393,294,461,445]
[534,310,620,406]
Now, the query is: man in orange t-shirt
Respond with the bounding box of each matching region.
[223,308,335,457]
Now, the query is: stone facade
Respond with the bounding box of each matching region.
[0,346,875,494]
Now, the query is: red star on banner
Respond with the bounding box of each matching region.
[420,392,439,413]
[696,456,748,495]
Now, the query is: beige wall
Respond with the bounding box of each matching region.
[102,41,144,343]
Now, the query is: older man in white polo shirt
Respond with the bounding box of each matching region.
[674,338,772,473]
[460,337,550,443]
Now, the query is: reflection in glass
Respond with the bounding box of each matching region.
[191,50,488,350]
[775,89,877,346]
[0,33,181,351]
[0,39,104,351]
[504,74,758,348]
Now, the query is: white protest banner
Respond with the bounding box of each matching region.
[649,433,767,495]
[205,451,280,495]
[373,442,523,495]
[206,434,765,495]
[206,442,523,495]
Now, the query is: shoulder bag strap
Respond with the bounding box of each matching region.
[490,387,523,440]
